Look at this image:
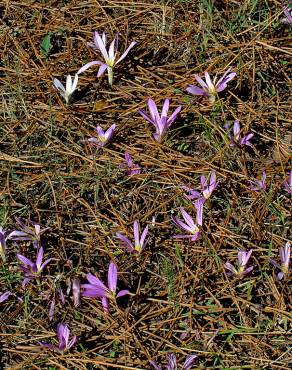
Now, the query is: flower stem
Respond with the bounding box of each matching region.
[108,67,113,87]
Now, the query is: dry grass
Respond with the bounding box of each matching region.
[0,0,291,369]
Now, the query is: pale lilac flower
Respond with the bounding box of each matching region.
[249,171,267,192]
[139,99,182,142]
[172,200,204,242]
[120,151,141,176]
[81,262,129,312]
[53,74,78,104]
[270,242,290,280]
[283,170,292,194]
[224,120,254,148]
[77,31,136,86]
[116,220,149,253]
[186,68,236,103]
[12,218,49,248]
[281,6,292,24]
[40,323,76,353]
[150,353,198,370]
[224,250,253,277]
[86,124,116,148]
[183,171,217,204]
[17,247,52,286]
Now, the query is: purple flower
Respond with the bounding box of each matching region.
[224,120,254,148]
[41,323,76,353]
[249,171,267,192]
[283,170,292,194]
[186,68,236,103]
[224,250,253,277]
[77,31,136,86]
[150,353,198,370]
[270,242,290,280]
[17,247,53,287]
[172,201,204,242]
[120,151,141,176]
[86,124,116,148]
[81,262,129,312]
[139,99,182,142]
[53,74,78,104]
[116,220,149,253]
[281,5,292,24]
[183,171,217,203]
[12,218,49,248]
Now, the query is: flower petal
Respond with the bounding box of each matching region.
[97,63,108,77]
[86,273,107,290]
[186,85,208,96]
[36,247,44,271]
[53,78,65,92]
[116,289,129,298]
[167,105,182,126]
[107,262,117,293]
[183,354,198,370]
[116,41,137,64]
[17,254,34,268]
[77,61,102,75]
[147,99,160,123]
[93,31,109,62]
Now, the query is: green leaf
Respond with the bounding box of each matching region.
[40,33,52,58]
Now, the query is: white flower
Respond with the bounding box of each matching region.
[77,31,136,86]
[53,74,78,104]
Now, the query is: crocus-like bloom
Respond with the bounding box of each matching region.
[12,218,49,248]
[77,31,136,86]
[81,262,129,312]
[116,220,149,253]
[172,201,204,242]
[249,171,267,192]
[224,250,253,277]
[283,170,292,194]
[53,74,78,104]
[183,171,218,204]
[86,124,116,148]
[17,247,52,286]
[150,353,198,370]
[224,120,254,148]
[41,323,76,353]
[120,151,141,176]
[270,242,290,280]
[281,6,292,24]
[186,68,236,103]
[139,99,182,142]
